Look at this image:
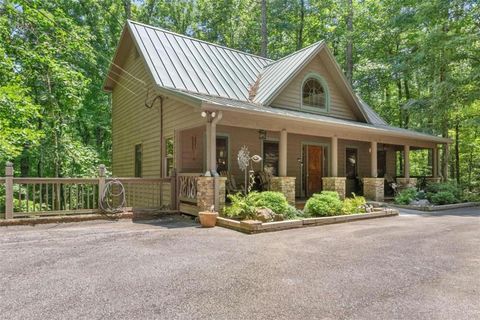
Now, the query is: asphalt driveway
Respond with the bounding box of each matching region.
[1,207,479,320]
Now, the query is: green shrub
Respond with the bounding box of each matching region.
[304,191,343,216]
[342,194,367,214]
[462,191,480,202]
[430,191,457,205]
[394,188,417,205]
[426,182,461,199]
[249,191,289,214]
[283,205,303,220]
[223,193,257,220]
[224,191,290,220]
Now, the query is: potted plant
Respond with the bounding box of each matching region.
[199,205,218,228]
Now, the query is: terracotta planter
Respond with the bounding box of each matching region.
[198,211,218,228]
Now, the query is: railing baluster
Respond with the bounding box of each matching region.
[87,185,90,209]
[18,184,22,213]
[39,184,43,211]
[26,184,29,213]
[45,183,50,211]
[33,184,36,212]
[56,183,60,211]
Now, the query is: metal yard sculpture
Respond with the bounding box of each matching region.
[237,145,262,194]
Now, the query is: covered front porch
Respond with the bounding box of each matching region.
[173,106,449,207]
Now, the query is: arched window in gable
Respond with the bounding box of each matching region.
[301,74,329,112]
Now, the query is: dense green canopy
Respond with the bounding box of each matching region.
[0,0,478,193]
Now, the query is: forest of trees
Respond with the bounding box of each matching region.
[0,0,479,193]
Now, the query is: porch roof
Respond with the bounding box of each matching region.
[181,91,451,144]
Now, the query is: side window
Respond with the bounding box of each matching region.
[165,137,174,177]
[134,144,142,177]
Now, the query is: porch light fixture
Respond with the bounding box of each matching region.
[201,111,216,119]
[258,129,267,140]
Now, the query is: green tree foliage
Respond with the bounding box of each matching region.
[0,0,478,195]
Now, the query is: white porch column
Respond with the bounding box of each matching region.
[432,146,438,178]
[331,136,338,177]
[205,122,211,175]
[279,129,287,177]
[210,121,217,173]
[370,141,377,177]
[404,145,410,179]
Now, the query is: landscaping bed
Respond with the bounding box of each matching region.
[219,190,398,234]
[393,181,480,211]
[390,202,479,211]
[217,208,398,234]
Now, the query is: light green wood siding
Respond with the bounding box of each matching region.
[111,46,203,177]
[271,54,359,121]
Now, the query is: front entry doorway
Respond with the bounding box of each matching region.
[304,145,325,197]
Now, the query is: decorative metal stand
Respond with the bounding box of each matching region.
[237,145,262,195]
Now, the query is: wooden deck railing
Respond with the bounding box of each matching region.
[0,163,178,219]
[10,177,100,217]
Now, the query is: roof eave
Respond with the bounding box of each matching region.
[102,23,131,93]
[200,100,451,144]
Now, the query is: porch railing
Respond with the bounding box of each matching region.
[177,173,200,204]
[0,163,178,219]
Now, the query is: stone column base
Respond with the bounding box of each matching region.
[425,177,441,185]
[322,177,346,199]
[196,177,227,212]
[396,178,417,192]
[363,177,385,202]
[270,177,296,205]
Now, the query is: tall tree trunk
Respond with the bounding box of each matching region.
[297,0,305,50]
[397,80,403,127]
[260,0,267,57]
[123,0,132,19]
[345,0,354,84]
[466,128,477,190]
[455,120,460,183]
[403,79,410,128]
[144,0,156,23]
[441,121,449,180]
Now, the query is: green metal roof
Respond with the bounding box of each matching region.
[119,21,414,130]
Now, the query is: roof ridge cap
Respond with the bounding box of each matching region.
[128,20,274,62]
[263,40,324,67]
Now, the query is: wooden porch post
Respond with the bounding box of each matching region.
[279,129,287,177]
[98,164,106,209]
[404,145,410,179]
[443,143,449,180]
[205,122,211,175]
[370,141,377,177]
[331,136,338,177]
[5,162,13,219]
[432,146,438,178]
[210,121,217,173]
[175,129,182,172]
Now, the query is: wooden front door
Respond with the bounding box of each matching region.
[306,145,323,196]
